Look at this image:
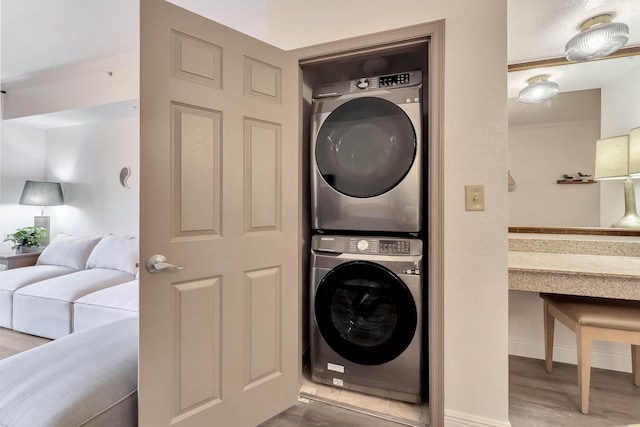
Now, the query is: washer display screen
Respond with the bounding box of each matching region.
[379,73,410,87]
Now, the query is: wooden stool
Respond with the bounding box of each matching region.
[540,293,640,414]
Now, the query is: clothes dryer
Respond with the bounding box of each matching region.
[310,234,423,403]
[311,71,422,233]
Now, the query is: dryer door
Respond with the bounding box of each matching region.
[314,260,418,365]
[315,97,416,198]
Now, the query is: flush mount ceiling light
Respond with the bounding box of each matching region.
[518,75,560,104]
[565,14,629,62]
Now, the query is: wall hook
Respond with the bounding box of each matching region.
[508,170,516,192]
[120,166,131,189]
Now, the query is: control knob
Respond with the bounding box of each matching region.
[356,239,369,252]
[356,78,369,89]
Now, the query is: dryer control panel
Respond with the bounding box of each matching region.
[313,70,422,98]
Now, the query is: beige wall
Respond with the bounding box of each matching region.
[508,89,601,227]
[509,119,601,227]
[508,72,640,375]
[250,1,510,425]
[7,1,511,424]
[600,63,640,227]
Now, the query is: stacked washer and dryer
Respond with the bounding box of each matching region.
[309,70,425,403]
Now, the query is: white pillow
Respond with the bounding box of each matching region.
[86,235,139,275]
[37,234,102,270]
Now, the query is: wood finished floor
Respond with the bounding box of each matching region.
[263,356,640,427]
[258,397,408,427]
[3,328,640,426]
[509,355,640,427]
[0,327,50,360]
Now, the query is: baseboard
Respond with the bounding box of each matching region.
[444,409,511,427]
[508,338,632,373]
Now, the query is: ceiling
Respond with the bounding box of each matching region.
[507,0,640,100]
[1,0,640,103]
[1,0,139,84]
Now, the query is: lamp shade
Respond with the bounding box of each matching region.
[629,127,640,176]
[565,14,629,62]
[594,135,629,180]
[19,181,64,206]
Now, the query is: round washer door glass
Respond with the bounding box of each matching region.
[314,260,418,366]
[315,97,416,198]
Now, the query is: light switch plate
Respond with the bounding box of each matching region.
[465,185,485,211]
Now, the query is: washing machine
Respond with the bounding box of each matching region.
[310,234,423,403]
[311,70,423,233]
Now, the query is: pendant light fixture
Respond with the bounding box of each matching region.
[565,14,629,62]
[518,75,560,104]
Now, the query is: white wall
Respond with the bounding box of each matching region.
[509,120,600,227]
[0,117,138,248]
[0,121,47,252]
[44,116,139,238]
[600,63,640,227]
[1,53,140,245]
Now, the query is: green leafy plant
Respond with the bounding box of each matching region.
[3,226,48,249]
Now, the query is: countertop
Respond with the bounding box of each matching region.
[508,237,640,301]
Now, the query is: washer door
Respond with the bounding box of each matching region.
[315,97,416,198]
[314,260,418,366]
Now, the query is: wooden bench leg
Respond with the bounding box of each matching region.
[633,345,640,387]
[544,300,555,373]
[577,327,592,414]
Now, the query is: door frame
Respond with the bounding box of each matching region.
[292,20,445,427]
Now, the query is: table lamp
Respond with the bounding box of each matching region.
[630,126,640,178]
[594,134,640,228]
[18,180,65,245]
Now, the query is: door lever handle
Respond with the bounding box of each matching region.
[146,254,185,274]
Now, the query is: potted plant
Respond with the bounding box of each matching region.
[3,226,48,254]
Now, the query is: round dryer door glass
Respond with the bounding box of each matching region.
[314,260,418,366]
[315,97,416,198]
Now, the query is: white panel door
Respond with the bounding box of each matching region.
[139,1,300,425]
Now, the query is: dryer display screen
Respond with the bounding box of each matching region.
[379,240,410,254]
[379,73,410,87]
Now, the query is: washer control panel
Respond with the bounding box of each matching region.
[348,238,410,254]
[379,239,411,254]
[312,235,422,257]
[349,238,378,253]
